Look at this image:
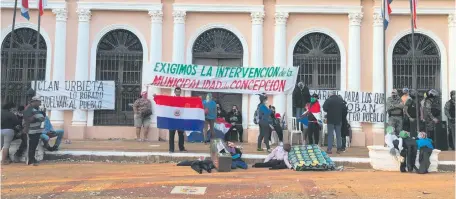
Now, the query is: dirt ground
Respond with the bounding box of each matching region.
[1,162,454,199]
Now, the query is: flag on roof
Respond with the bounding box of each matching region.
[154,95,205,132]
[21,0,30,20]
[383,0,393,30]
[39,0,47,16]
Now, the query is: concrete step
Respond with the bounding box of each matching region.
[44,150,455,172]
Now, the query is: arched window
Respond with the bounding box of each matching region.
[392,33,440,96]
[293,32,341,90]
[191,28,243,112]
[93,29,143,126]
[1,28,47,105]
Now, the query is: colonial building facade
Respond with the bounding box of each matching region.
[1,0,455,146]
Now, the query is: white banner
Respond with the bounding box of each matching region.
[310,90,386,123]
[32,81,115,110]
[150,62,299,94]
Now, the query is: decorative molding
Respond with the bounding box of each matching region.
[76,9,92,22]
[172,10,186,24]
[449,14,456,27]
[373,12,383,26]
[1,0,65,9]
[77,2,162,12]
[373,7,455,15]
[173,4,264,13]
[348,12,364,26]
[276,5,362,14]
[149,10,163,24]
[275,12,289,26]
[1,22,52,81]
[52,8,68,22]
[251,12,265,25]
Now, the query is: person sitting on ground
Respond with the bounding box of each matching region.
[227,141,247,169]
[252,144,292,170]
[41,116,64,151]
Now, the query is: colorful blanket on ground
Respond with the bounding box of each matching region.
[288,144,336,171]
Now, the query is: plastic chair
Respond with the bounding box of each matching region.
[289,117,304,145]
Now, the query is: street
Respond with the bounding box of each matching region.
[1,162,454,199]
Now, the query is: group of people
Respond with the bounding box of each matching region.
[387,88,455,150]
[292,82,351,154]
[1,97,64,166]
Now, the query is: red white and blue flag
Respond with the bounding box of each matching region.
[411,0,417,29]
[154,95,205,132]
[21,0,30,20]
[39,0,48,16]
[383,0,393,30]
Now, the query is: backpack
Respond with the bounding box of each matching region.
[253,108,259,124]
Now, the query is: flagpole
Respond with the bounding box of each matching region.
[3,0,19,103]
[409,0,420,133]
[382,0,388,135]
[32,10,42,97]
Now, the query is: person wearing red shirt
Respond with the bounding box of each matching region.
[305,93,322,145]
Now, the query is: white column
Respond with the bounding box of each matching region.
[248,11,265,128]
[50,8,67,126]
[71,9,91,126]
[372,13,384,130]
[449,14,456,93]
[172,11,189,96]
[347,12,363,130]
[273,12,288,116]
[148,10,163,127]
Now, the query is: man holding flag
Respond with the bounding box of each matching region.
[154,87,205,153]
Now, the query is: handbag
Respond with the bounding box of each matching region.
[141,109,152,118]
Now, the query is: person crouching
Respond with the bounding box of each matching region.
[252,144,292,170]
[227,141,247,169]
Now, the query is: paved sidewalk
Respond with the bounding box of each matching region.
[57,139,455,161]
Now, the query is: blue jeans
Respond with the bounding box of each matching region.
[295,107,305,118]
[327,123,342,151]
[41,130,64,148]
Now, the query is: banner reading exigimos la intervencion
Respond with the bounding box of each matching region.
[150,62,299,94]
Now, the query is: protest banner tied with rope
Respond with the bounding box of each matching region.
[150,62,299,94]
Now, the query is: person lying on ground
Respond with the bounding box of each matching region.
[227,141,247,169]
[252,144,292,170]
[41,116,64,151]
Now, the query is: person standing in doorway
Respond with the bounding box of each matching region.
[133,91,152,142]
[203,93,217,143]
[424,89,441,142]
[387,89,405,135]
[444,90,455,150]
[22,97,45,166]
[168,87,187,153]
[306,94,322,145]
[404,89,419,138]
[323,91,344,154]
[292,82,311,118]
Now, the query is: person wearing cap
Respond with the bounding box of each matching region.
[444,90,455,150]
[22,96,45,166]
[387,89,405,135]
[323,91,345,154]
[404,89,419,137]
[133,91,153,142]
[423,89,441,141]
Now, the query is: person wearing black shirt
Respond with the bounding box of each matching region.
[216,102,227,119]
[226,105,243,142]
[1,102,21,165]
[404,90,419,138]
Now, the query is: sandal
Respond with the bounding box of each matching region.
[257,148,264,151]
